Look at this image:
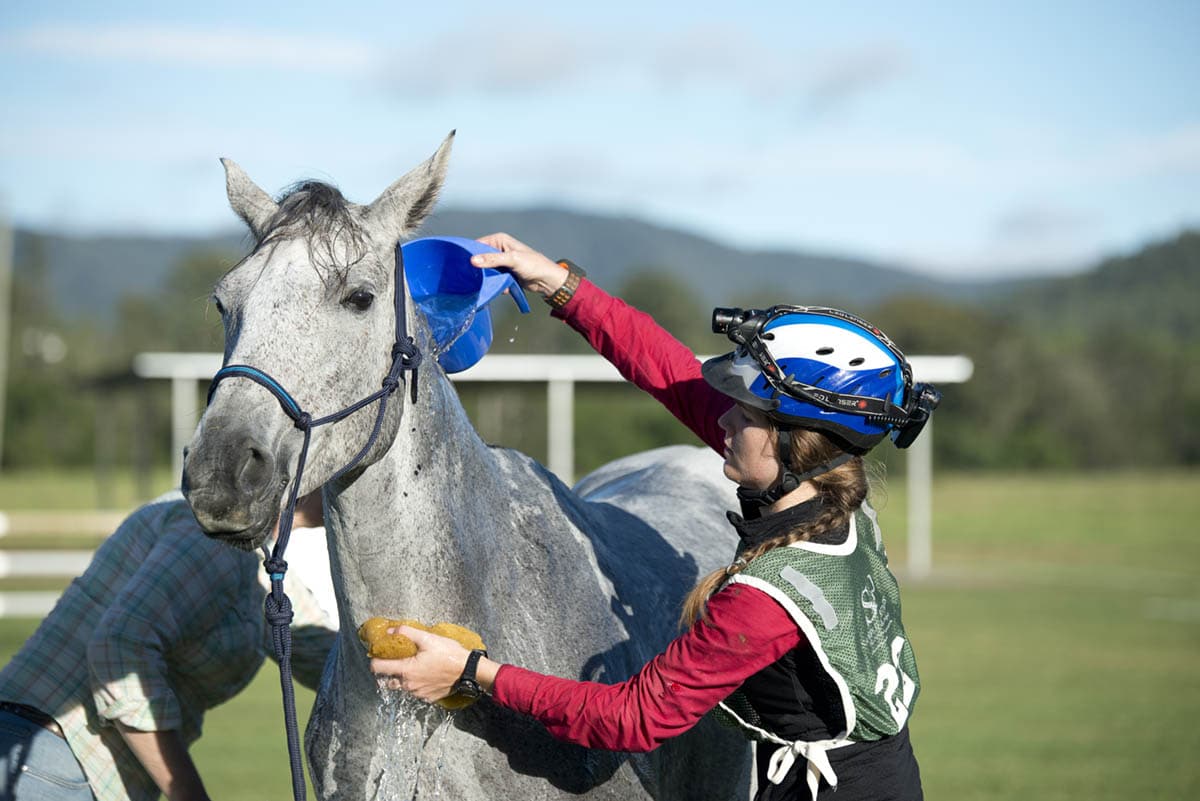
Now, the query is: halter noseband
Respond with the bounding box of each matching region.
[203,244,420,801]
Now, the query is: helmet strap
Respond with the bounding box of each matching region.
[735,431,855,513]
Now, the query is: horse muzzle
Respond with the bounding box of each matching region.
[182,421,288,550]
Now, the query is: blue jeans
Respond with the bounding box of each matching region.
[0,710,94,801]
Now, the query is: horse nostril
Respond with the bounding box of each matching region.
[235,444,275,493]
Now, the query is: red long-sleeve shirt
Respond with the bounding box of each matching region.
[491,279,804,752]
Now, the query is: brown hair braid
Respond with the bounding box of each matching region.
[678,425,871,628]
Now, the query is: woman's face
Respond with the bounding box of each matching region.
[717,403,781,490]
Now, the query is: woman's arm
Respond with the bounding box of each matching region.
[554,279,729,452]
[372,583,802,752]
[471,234,730,453]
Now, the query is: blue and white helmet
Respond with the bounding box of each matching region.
[701,306,940,454]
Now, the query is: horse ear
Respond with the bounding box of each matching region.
[221,158,279,241]
[364,131,455,243]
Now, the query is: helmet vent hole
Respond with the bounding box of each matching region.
[849,357,865,367]
[816,347,834,355]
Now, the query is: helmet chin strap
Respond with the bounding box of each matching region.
[735,429,855,511]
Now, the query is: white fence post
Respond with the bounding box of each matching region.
[906,418,933,579]
[547,377,575,485]
[171,376,197,483]
[133,353,221,484]
[0,211,12,471]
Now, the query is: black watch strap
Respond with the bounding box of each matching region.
[545,259,586,309]
[452,648,489,698]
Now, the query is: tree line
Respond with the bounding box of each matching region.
[4,230,1197,475]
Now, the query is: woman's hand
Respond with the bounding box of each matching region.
[472,233,570,299]
[369,625,497,703]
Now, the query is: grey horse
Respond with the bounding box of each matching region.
[182,133,752,800]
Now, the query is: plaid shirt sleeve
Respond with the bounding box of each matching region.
[87,502,257,732]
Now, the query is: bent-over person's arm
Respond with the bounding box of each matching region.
[88,501,264,801]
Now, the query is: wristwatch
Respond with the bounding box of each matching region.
[451,649,489,698]
[545,259,586,309]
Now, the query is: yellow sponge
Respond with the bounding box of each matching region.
[358,617,487,710]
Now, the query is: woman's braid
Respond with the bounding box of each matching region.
[679,427,869,627]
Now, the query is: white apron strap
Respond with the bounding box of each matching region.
[766,739,840,801]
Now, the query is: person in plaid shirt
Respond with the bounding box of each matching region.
[0,490,337,801]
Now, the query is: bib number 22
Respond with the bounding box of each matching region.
[874,636,916,728]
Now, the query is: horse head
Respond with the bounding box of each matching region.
[182,133,454,550]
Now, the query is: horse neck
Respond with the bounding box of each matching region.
[325,366,522,625]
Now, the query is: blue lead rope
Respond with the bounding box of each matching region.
[204,246,420,801]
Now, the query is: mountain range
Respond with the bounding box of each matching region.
[12,206,1033,323]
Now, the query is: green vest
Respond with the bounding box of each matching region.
[717,504,919,794]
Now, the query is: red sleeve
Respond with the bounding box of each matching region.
[491,583,803,752]
[554,279,731,454]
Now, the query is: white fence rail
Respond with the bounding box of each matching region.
[0,592,64,618]
[0,512,126,617]
[0,352,972,617]
[0,551,93,578]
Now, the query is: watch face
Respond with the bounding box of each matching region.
[453,679,482,699]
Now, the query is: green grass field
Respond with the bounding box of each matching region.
[1,469,1197,800]
[0,467,177,511]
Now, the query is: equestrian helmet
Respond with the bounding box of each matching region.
[701,305,940,454]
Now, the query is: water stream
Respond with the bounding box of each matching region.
[370,687,455,800]
[419,293,479,359]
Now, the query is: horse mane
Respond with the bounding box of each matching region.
[251,180,371,292]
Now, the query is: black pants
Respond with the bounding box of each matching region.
[754,727,923,801]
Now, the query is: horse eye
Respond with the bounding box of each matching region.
[213,297,227,316]
[345,289,375,311]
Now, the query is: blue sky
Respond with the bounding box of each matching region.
[1,1,1197,278]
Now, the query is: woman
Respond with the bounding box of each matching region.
[371,234,939,800]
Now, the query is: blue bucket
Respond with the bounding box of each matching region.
[401,236,530,373]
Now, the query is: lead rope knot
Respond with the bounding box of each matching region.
[263,586,295,627]
[390,337,423,401]
[392,337,422,369]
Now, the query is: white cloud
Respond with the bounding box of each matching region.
[373,18,912,110]
[376,22,588,95]
[763,137,980,179]
[5,23,377,72]
[991,203,1097,243]
[897,239,1109,278]
[972,202,1107,273]
[634,27,912,109]
[5,19,915,115]
[449,139,748,211]
[1091,124,1200,180]
[641,24,790,95]
[734,120,1200,194]
[802,43,912,114]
